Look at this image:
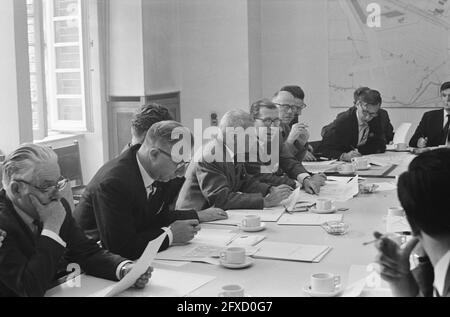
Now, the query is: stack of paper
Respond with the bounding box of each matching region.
[252,241,332,263]
[303,160,340,174]
[277,213,343,226]
[205,207,285,226]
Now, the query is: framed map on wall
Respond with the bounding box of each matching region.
[328,0,450,108]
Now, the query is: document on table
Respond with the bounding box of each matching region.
[283,176,359,210]
[372,182,397,192]
[302,160,340,174]
[277,213,343,226]
[252,241,332,263]
[155,228,263,263]
[205,207,285,226]
[46,269,215,297]
[393,123,412,145]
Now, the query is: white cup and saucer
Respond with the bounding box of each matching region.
[303,273,343,297]
[352,157,371,171]
[310,199,336,214]
[238,215,266,232]
[219,247,254,269]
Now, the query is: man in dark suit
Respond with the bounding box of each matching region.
[374,149,450,297]
[409,82,450,148]
[176,110,293,211]
[246,99,326,194]
[319,89,391,161]
[74,121,226,260]
[0,144,152,297]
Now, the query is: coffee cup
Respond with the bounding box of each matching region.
[396,143,408,151]
[316,198,332,211]
[337,163,355,174]
[388,207,405,217]
[310,273,341,293]
[218,284,245,297]
[219,247,246,265]
[352,157,370,170]
[242,215,261,228]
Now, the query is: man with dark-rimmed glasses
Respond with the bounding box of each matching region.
[320,89,391,161]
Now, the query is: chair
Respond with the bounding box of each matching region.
[52,141,85,207]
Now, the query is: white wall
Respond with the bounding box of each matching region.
[178,0,251,131]
[258,0,435,141]
[109,0,145,96]
[0,0,33,154]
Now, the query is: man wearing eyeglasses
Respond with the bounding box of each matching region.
[74,121,225,261]
[273,86,318,162]
[0,144,152,297]
[247,99,326,195]
[320,89,390,161]
[409,82,450,149]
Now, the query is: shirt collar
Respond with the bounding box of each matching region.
[433,250,450,296]
[136,153,155,189]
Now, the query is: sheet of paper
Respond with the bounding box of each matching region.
[252,241,332,263]
[347,265,393,297]
[205,207,285,226]
[386,215,411,233]
[372,182,397,192]
[302,160,340,173]
[47,269,215,297]
[193,228,239,246]
[152,260,189,268]
[93,231,168,297]
[393,123,412,145]
[228,234,266,247]
[283,177,359,210]
[277,213,343,226]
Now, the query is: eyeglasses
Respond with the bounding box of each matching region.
[274,103,307,111]
[255,117,282,127]
[157,148,191,172]
[359,103,379,118]
[14,177,68,194]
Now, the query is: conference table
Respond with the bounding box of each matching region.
[47,152,416,297]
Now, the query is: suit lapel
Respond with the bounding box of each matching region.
[350,109,359,147]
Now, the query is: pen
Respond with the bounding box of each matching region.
[347,177,355,184]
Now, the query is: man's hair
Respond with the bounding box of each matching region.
[440,81,450,92]
[398,149,450,237]
[359,89,382,106]
[250,99,278,119]
[353,87,370,104]
[131,103,173,138]
[275,86,305,100]
[219,109,255,132]
[144,120,192,149]
[2,143,58,188]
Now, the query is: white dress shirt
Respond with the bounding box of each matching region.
[433,250,450,297]
[136,153,173,245]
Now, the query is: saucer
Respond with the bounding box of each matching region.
[310,206,337,214]
[238,222,266,232]
[220,257,254,269]
[303,284,343,297]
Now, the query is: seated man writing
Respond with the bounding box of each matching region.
[0,144,151,297]
[320,89,390,161]
[176,110,293,211]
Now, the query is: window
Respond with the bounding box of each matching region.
[27,0,91,139]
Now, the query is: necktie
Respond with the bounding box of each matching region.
[444,115,450,144]
[147,181,165,214]
[359,124,369,146]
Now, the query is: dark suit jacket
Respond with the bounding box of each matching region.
[176,139,272,211]
[73,145,198,260]
[319,107,390,159]
[0,190,125,297]
[409,109,448,147]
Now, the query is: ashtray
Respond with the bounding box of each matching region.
[359,183,379,194]
[321,221,349,235]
